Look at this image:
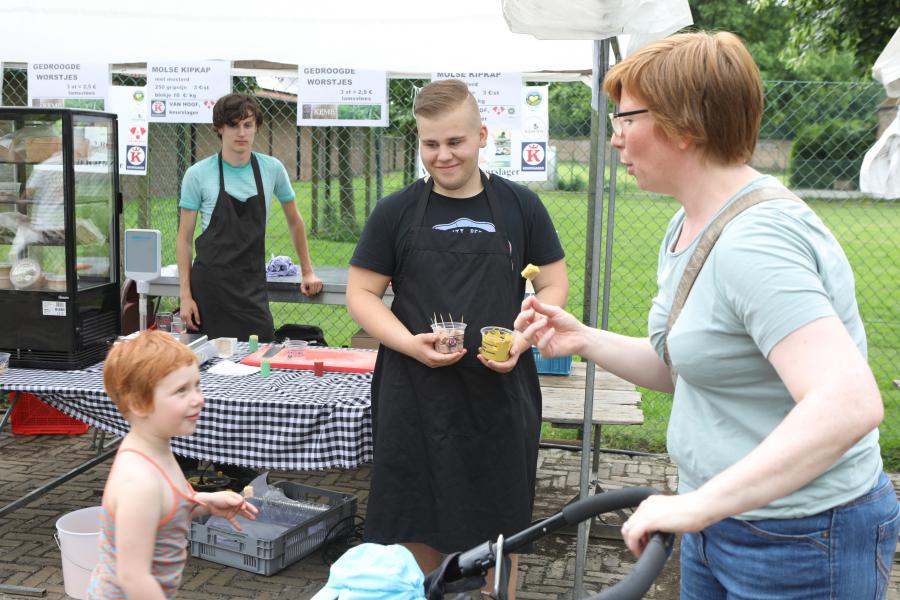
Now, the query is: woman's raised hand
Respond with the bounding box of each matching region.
[515,296,585,358]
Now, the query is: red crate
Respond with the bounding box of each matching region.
[10,393,89,435]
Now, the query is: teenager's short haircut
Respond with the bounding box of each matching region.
[103,331,196,418]
[212,93,264,138]
[414,79,475,119]
[603,31,763,165]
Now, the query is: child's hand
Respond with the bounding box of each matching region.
[195,491,258,530]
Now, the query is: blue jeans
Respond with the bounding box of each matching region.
[681,472,900,599]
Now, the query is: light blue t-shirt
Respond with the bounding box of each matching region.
[178,152,295,231]
[648,176,882,520]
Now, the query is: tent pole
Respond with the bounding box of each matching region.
[602,150,619,328]
[375,127,384,202]
[574,37,611,598]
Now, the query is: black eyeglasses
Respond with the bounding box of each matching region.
[608,108,649,136]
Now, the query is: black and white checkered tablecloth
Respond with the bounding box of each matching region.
[0,344,374,471]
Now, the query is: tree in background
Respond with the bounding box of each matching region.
[690,0,796,80]
[757,0,900,78]
[386,79,425,187]
[548,82,591,139]
[546,0,879,142]
[688,0,885,142]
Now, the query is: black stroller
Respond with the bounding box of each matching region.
[423,486,674,600]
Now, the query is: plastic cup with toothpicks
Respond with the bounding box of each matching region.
[430,313,466,354]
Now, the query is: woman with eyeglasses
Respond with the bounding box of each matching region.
[516,31,898,598]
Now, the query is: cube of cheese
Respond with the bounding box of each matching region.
[520,263,541,280]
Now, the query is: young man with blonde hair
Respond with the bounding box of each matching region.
[347,79,568,596]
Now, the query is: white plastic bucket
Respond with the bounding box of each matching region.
[55,506,102,599]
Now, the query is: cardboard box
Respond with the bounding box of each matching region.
[73,138,90,160]
[0,144,20,162]
[350,328,379,350]
[24,136,62,162]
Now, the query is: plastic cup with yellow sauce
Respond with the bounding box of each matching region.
[480,326,514,361]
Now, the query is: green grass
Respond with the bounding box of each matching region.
[125,171,900,468]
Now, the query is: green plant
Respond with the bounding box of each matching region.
[788,118,874,189]
[557,174,586,192]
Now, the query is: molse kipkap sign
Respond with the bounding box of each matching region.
[147,61,230,123]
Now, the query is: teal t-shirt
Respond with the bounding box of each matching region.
[648,176,882,520]
[178,152,295,231]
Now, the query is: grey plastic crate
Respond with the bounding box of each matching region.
[189,481,357,576]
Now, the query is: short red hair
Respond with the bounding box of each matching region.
[103,331,196,418]
[603,31,763,165]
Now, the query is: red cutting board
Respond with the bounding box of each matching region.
[240,346,376,373]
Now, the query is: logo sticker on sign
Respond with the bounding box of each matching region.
[126,145,146,170]
[151,100,166,117]
[521,142,546,171]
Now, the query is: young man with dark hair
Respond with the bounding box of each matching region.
[176,93,322,342]
[347,79,568,597]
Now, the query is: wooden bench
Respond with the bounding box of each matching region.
[539,361,643,477]
[540,361,643,430]
[539,361,644,539]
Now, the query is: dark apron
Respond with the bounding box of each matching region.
[364,173,542,553]
[190,153,274,342]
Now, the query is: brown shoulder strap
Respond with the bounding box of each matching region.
[662,186,803,385]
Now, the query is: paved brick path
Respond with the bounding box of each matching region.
[0,431,897,599]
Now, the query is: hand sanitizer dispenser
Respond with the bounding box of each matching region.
[124,229,161,331]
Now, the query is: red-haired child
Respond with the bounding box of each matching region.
[86,331,256,599]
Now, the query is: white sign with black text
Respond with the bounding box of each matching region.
[27,62,108,110]
[296,67,388,127]
[107,86,149,176]
[147,61,230,124]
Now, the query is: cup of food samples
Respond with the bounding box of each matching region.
[480,326,514,361]
[431,321,467,354]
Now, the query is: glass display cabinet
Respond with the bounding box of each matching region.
[0,108,121,369]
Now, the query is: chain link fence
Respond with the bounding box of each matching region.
[2,68,897,466]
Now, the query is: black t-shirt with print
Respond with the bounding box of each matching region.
[350,175,564,298]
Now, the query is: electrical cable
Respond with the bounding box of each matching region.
[320,514,366,565]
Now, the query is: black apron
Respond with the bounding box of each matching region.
[364,173,542,553]
[190,153,275,342]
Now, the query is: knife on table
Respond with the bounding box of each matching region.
[261,344,283,358]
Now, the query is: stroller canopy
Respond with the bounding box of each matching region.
[312,543,426,600]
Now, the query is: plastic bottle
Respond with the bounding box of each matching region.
[254,487,329,526]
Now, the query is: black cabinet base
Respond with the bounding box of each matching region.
[4,343,110,370]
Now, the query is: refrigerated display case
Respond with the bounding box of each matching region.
[0,108,121,369]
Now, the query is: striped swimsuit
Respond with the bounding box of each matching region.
[86,449,201,599]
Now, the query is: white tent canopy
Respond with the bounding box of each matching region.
[0,0,594,75]
[860,26,900,199]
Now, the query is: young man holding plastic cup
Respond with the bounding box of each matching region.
[347,79,568,597]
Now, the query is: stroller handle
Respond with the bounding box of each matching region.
[563,487,674,600]
[561,486,661,525]
[590,528,671,600]
[434,486,673,600]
